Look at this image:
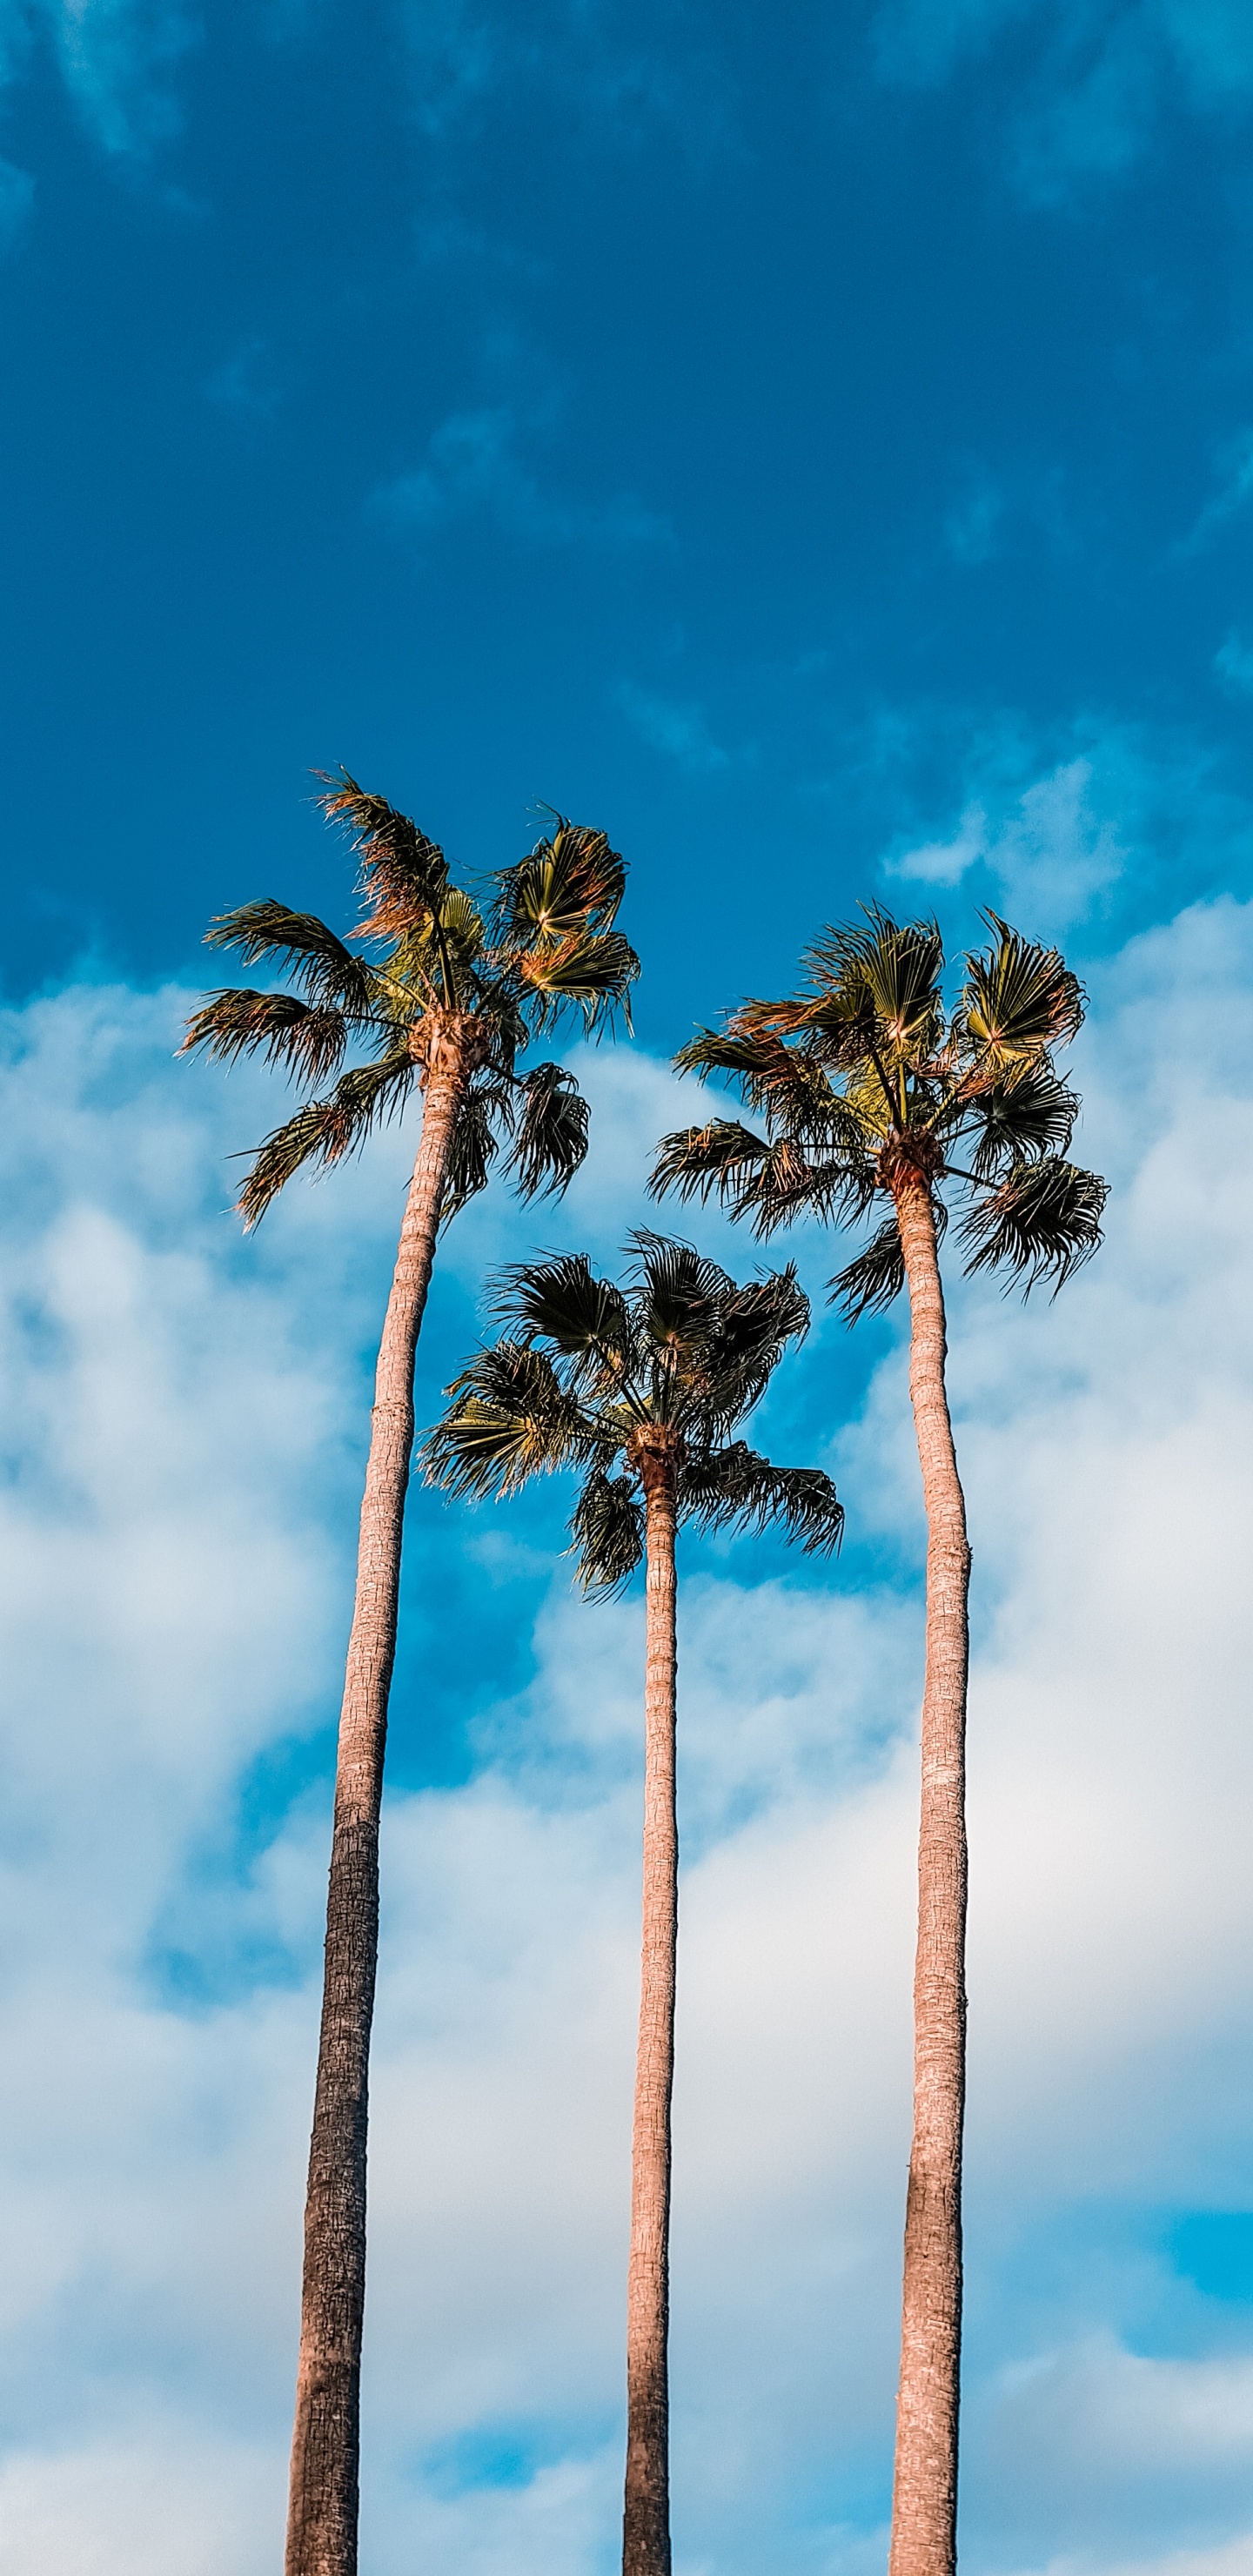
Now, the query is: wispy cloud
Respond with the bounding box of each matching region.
[396,0,734,161]
[1177,430,1253,556]
[0,150,31,246]
[23,0,200,160]
[205,336,280,423]
[876,715,1253,936]
[1215,632,1253,696]
[888,755,1124,922]
[376,406,668,550]
[944,476,1006,566]
[873,0,1253,200]
[613,679,732,774]
[7,903,1253,2564]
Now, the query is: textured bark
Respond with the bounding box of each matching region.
[621,1440,679,2576]
[888,1173,972,2576]
[285,1027,472,2576]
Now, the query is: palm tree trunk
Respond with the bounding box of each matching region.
[622,1447,679,2576]
[285,1036,468,2576]
[888,1173,972,2576]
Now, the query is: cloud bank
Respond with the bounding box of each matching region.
[0,896,1251,2572]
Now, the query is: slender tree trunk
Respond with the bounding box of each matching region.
[285,1033,469,2576]
[888,1173,972,2576]
[622,1447,679,2576]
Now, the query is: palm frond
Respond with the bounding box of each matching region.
[961,1064,1078,1179]
[488,1253,635,1379]
[803,909,946,1063]
[505,1063,590,1200]
[569,1466,645,1595]
[629,1231,734,1349]
[693,1266,812,1429]
[440,1082,501,1223]
[959,1156,1109,1293]
[679,1443,843,1555]
[958,916,1084,1077]
[828,1215,906,1323]
[651,1117,875,1238]
[494,819,628,942]
[204,900,379,1018]
[419,1343,595,1498]
[650,1117,771,1204]
[181,989,349,1084]
[235,1044,414,1227]
[514,928,640,1035]
[317,769,451,945]
[673,1023,847,1140]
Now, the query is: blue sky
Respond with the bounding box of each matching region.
[3,5,1253,2574]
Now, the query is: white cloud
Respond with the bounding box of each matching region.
[1215,633,1253,695]
[3,902,1253,2568]
[890,794,990,887]
[945,478,1007,566]
[397,0,734,161]
[613,681,732,775]
[872,0,1253,198]
[888,755,1124,921]
[0,150,31,243]
[0,0,198,161]
[1178,432,1253,557]
[377,406,667,551]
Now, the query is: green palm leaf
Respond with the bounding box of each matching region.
[236,1043,414,1226]
[181,988,350,1084]
[569,1467,646,1594]
[419,1342,597,1497]
[962,1065,1078,1178]
[515,928,640,1033]
[440,1083,501,1221]
[959,1155,1108,1291]
[204,901,380,1019]
[829,1216,907,1322]
[679,1443,844,1554]
[505,1063,591,1200]
[958,915,1084,1077]
[495,819,628,940]
[318,770,451,945]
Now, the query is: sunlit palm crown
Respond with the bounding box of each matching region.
[651,909,1109,1317]
[182,774,640,1225]
[421,1233,845,1593]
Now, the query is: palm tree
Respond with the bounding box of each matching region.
[650,910,1107,2576]
[420,1234,844,2576]
[182,775,639,2576]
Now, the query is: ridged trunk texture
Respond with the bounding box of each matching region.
[621,1444,679,2576]
[888,1173,972,2576]
[285,1034,469,2576]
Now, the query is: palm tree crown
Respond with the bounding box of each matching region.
[182,773,639,1224]
[651,907,1107,1309]
[421,1232,844,1579]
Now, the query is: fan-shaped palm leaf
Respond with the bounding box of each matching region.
[183,989,351,1085]
[318,770,451,945]
[203,899,380,1018]
[959,1153,1109,1291]
[677,1442,844,1553]
[958,914,1084,1077]
[236,1044,415,1227]
[569,1467,646,1594]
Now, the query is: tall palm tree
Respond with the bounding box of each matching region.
[420,1234,844,2576]
[650,910,1107,2576]
[182,775,639,2576]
